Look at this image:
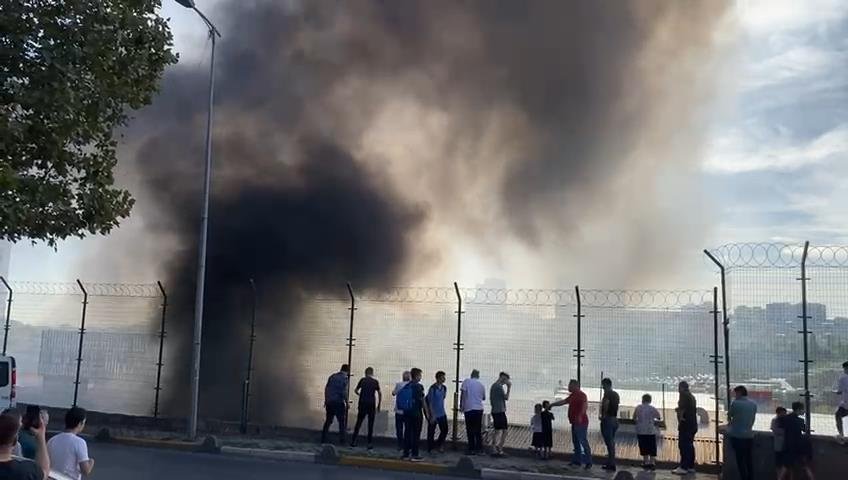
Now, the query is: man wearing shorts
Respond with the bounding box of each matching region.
[489,372,511,456]
[833,360,848,443]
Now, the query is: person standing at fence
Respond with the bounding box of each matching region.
[350,366,381,450]
[672,381,697,476]
[634,393,661,471]
[778,402,814,480]
[599,378,620,472]
[426,371,449,454]
[392,371,411,451]
[549,379,592,470]
[461,369,486,455]
[489,372,511,457]
[321,364,349,445]
[541,401,554,460]
[832,360,848,443]
[727,385,757,480]
[531,404,543,458]
[771,406,788,479]
[398,367,429,461]
[0,413,49,480]
[47,407,93,480]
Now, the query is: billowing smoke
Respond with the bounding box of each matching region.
[122,0,730,420]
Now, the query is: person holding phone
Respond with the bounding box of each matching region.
[19,406,49,461]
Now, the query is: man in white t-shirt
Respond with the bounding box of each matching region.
[834,361,848,443]
[47,407,93,480]
[460,369,486,455]
[392,371,411,451]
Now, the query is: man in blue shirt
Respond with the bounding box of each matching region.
[402,368,430,461]
[321,364,349,445]
[727,385,757,480]
[426,371,449,453]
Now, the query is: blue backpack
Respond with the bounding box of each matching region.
[396,383,415,412]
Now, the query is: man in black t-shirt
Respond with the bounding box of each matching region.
[0,413,48,480]
[778,401,814,479]
[350,367,382,449]
[600,378,621,471]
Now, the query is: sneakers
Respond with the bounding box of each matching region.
[671,467,688,475]
[584,464,592,470]
[602,464,616,471]
[837,434,846,445]
[410,456,424,462]
[366,445,373,452]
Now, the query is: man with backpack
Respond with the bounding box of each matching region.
[397,367,430,461]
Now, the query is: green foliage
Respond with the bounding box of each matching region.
[0,0,177,245]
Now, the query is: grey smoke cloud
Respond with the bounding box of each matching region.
[122,0,730,420]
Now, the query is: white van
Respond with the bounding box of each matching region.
[0,355,16,408]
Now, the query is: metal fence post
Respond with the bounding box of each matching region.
[704,249,731,410]
[73,279,89,407]
[345,283,356,429]
[1,277,12,356]
[241,278,257,433]
[709,286,723,466]
[452,282,464,448]
[573,285,584,385]
[798,241,812,433]
[153,281,168,418]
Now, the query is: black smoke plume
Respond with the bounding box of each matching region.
[124,0,729,420]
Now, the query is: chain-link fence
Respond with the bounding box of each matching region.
[1,281,166,416]
[706,243,848,436]
[3,240,847,466]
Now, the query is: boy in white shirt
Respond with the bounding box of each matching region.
[47,407,93,480]
[633,394,661,471]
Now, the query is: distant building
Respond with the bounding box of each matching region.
[0,240,10,280]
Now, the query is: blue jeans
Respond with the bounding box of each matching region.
[600,418,618,465]
[571,424,592,465]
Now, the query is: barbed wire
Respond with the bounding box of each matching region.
[707,243,848,269]
[317,287,709,308]
[8,281,162,297]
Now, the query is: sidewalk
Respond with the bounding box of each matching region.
[89,424,719,479]
[215,435,718,479]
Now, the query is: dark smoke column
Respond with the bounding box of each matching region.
[120,0,729,424]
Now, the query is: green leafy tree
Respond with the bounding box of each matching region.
[0,0,177,245]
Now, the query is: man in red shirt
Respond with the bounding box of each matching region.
[550,379,592,469]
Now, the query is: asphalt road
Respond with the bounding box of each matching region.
[85,443,458,480]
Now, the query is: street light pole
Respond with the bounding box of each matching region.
[176,0,221,440]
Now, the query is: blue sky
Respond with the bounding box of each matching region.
[7,0,848,287]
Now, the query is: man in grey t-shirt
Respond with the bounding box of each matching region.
[489,372,511,456]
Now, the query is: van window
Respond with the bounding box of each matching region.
[0,362,7,387]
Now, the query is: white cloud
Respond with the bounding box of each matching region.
[704,123,848,173]
[735,0,848,36]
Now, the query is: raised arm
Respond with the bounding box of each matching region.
[32,423,49,480]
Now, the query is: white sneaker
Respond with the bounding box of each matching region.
[671,467,688,475]
[837,434,846,444]
[687,469,697,475]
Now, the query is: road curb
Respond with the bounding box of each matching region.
[480,468,589,480]
[220,446,316,462]
[339,456,458,475]
[107,436,202,452]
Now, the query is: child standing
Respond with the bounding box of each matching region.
[531,404,544,457]
[541,400,555,459]
[633,394,661,470]
[771,406,787,478]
